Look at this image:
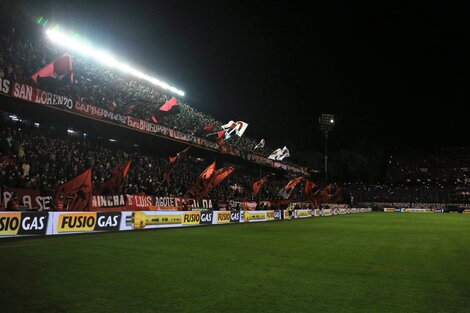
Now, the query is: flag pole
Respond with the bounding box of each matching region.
[234,136,242,146]
[205,131,220,137]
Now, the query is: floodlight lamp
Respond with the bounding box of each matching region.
[45,28,185,97]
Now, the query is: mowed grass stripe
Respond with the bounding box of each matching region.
[0,213,468,313]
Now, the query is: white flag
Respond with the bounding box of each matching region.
[221,120,249,137]
[268,148,283,160]
[278,146,290,161]
[268,146,290,161]
[254,139,265,150]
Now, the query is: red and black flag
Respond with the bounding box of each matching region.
[216,130,226,145]
[32,53,74,88]
[186,161,217,199]
[319,184,334,203]
[55,168,92,211]
[169,146,190,164]
[279,176,304,199]
[203,125,215,132]
[197,166,235,199]
[159,97,179,113]
[252,177,268,196]
[126,103,137,114]
[206,166,234,192]
[151,97,180,122]
[168,155,177,164]
[99,160,132,194]
[163,147,191,186]
[330,186,343,203]
[205,129,227,145]
[200,161,217,180]
[119,98,151,118]
[32,53,73,83]
[304,179,316,196]
[308,188,322,207]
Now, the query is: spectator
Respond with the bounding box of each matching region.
[21,160,30,176]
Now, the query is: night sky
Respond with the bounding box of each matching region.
[14,1,470,151]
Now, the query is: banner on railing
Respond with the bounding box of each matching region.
[2,79,306,174]
[1,187,52,210]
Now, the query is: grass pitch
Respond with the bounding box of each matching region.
[0,212,469,313]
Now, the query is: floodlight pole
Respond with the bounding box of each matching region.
[319,113,334,183]
[324,131,328,182]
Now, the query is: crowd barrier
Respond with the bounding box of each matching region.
[0,208,372,238]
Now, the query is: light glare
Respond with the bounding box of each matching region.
[45,29,185,97]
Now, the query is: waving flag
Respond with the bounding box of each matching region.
[206,129,230,144]
[269,146,290,161]
[186,162,216,199]
[99,160,132,194]
[320,184,334,202]
[216,130,226,145]
[32,53,74,83]
[159,97,179,113]
[169,147,190,164]
[55,168,92,211]
[304,179,316,195]
[268,148,282,160]
[221,120,249,138]
[331,187,343,203]
[187,161,219,200]
[200,161,217,180]
[279,176,304,199]
[206,166,234,191]
[164,147,191,186]
[254,139,265,150]
[203,125,215,132]
[126,103,137,114]
[252,178,268,196]
[278,146,290,161]
[151,97,180,122]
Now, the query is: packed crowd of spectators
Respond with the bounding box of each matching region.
[339,147,470,203]
[0,17,275,158]
[342,182,461,203]
[4,15,467,206]
[387,148,470,183]
[0,120,302,203]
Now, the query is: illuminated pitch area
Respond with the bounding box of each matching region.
[1,213,469,313]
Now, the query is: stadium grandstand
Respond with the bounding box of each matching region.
[0,7,337,213]
[342,148,470,205]
[0,7,469,210]
[1,2,469,313]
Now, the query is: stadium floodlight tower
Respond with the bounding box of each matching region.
[319,114,335,181]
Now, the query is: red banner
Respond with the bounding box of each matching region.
[1,187,52,210]
[242,201,257,210]
[125,194,154,211]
